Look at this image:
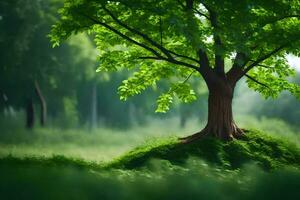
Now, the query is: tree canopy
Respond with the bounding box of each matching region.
[50,0,300,113]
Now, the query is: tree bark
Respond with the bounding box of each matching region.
[26,98,34,129]
[181,73,244,142]
[34,81,47,126]
[204,86,242,140]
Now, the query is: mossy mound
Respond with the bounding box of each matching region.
[1,130,299,171]
[107,130,300,170]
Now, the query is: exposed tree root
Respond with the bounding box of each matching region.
[179,125,246,144]
[179,128,209,144]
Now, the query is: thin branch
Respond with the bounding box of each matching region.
[162,57,201,71]
[182,71,195,84]
[193,8,210,19]
[177,0,209,19]
[243,44,287,74]
[168,51,199,63]
[243,15,299,47]
[260,15,300,29]
[249,60,273,69]
[138,56,163,60]
[245,74,272,90]
[169,71,196,96]
[102,5,173,59]
[138,56,200,71]
[78,9,202,73]
[102,5,200,64]
[78,12,162,58]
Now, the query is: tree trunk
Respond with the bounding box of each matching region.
[205,87,242,140]
[34,81,46,126]
[180,114,187,128]
[90,82,98,129]
[26,98,34,129]
[181,78,243,142]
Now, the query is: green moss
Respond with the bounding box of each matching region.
[106,130,300,170]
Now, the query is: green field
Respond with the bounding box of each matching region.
[1,116,300,200]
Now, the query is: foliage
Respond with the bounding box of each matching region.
[50,0,300,113]
[0,0,158,128]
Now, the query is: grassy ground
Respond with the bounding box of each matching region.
[0,115,299,162]
[1,158,300,200]
[1,129,300,200]
[0,116,300,199]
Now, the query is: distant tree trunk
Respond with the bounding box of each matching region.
[180,109,188,128]
[90,83,98,129]
[180,116,186,128]
[26,98,34,129]
[34,81,47,126]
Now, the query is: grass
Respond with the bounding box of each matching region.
[1,127,300,199]
[0,154,103,171]
[1,129,299,171]
[1,153,300,200]
[1,115,299,161]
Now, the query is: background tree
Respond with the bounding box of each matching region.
[0,0,160,129]
[250,75,300,128]
[50,0,300,141]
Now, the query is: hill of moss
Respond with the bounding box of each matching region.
[106,130,300,170]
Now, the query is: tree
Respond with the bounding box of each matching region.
[251,74,300,128]
[0,0,97,129]
[0,0,46,128]
[50,0,300,141]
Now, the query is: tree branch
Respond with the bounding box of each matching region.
[201,2,224,75]
[198,49,210,69]
[102,5,200,64]
[249,60,273,69]
[260,15,300,30]
[102,5,171,59]
[182,71,195,84]
[243,15,299,48]
[163,57,201,71]
[193,8,210,19]
[245,74,272,90]
[226,52,248,85]
[243,44,287,74]
[138,56,162,60]
[138,55,201,71]
[177,0,209,19]
[79,12,203,73]
[78,12,162,58]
